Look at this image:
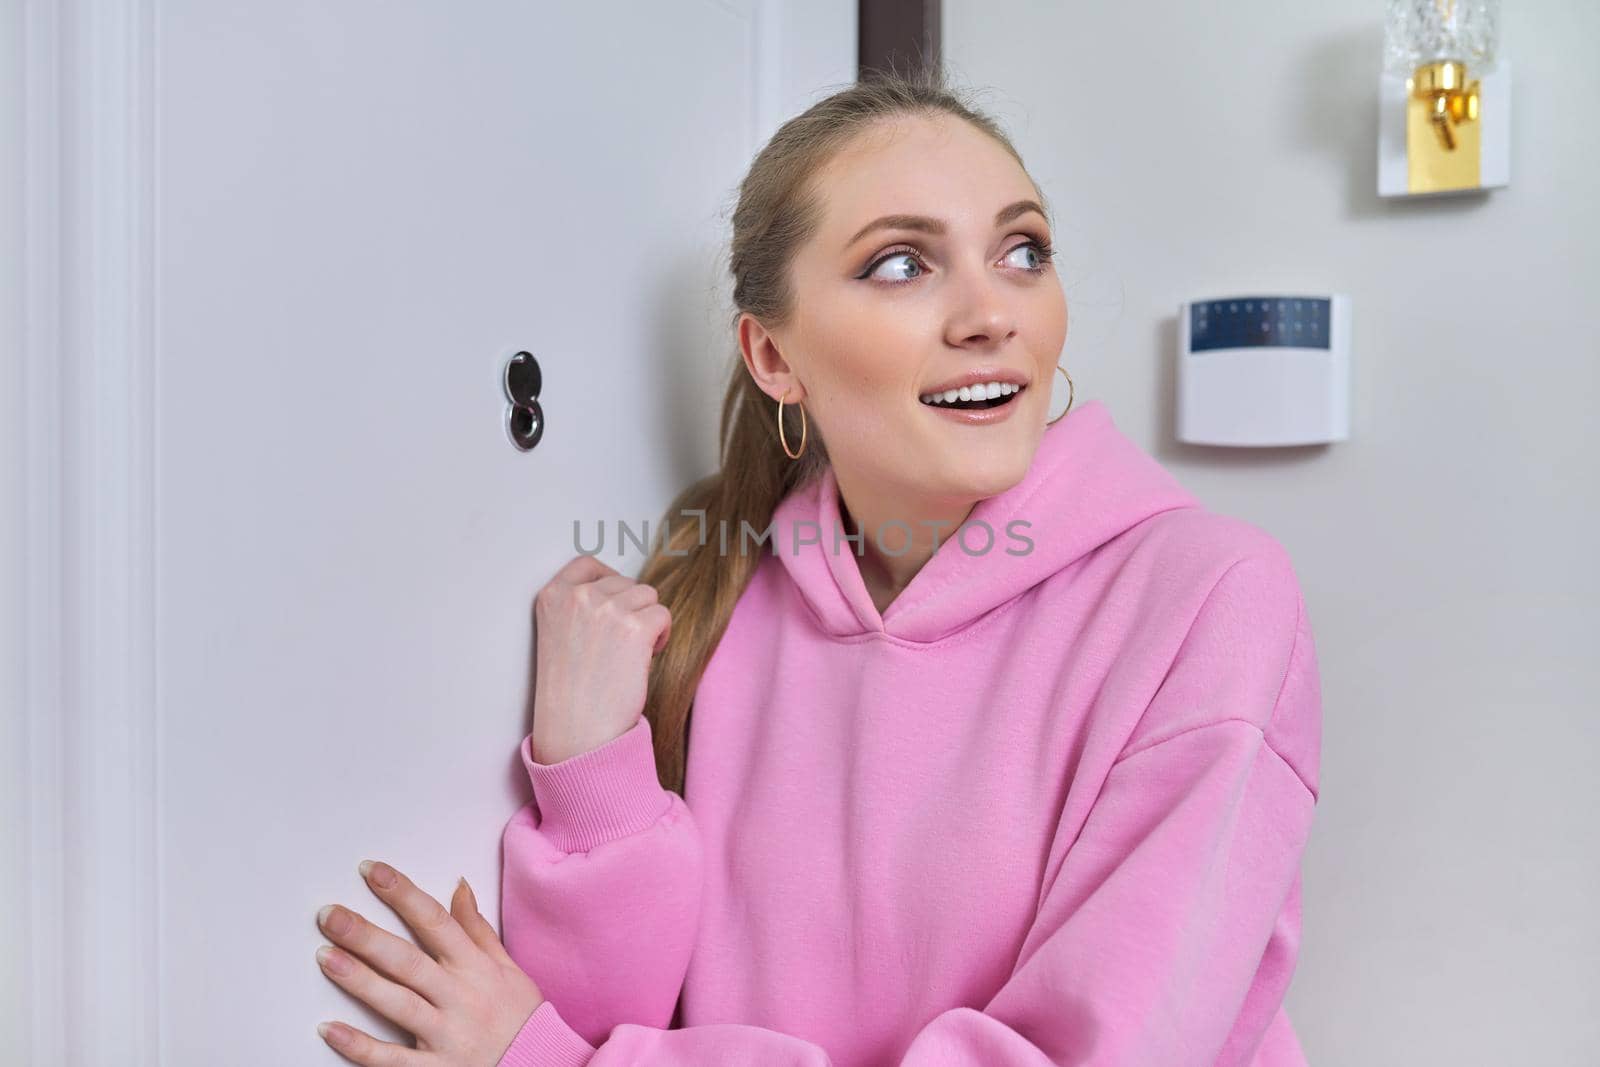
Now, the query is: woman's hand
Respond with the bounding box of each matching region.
[315,860,544,1065]
[530,554,672,764]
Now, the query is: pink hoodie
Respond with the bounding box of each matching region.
[495,398,1322,1066]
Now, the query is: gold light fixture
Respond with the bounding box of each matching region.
[1378,0,1509,197]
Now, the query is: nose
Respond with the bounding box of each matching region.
[944,269,1018,350]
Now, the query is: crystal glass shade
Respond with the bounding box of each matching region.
[1383,0,1501,76]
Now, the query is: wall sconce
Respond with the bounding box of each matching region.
[1378,0,1509,197]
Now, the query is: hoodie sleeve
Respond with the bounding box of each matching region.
[498,713,703,1050]
[496,554,1322,1067]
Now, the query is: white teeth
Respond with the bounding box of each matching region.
[920,381,1022,406]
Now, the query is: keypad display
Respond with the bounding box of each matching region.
[1189,296,1330,352]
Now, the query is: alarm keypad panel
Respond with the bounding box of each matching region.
[1188,296,1332,353]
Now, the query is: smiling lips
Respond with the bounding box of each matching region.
[919,380,1027,409]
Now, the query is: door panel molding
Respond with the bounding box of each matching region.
[19,0,161,1063]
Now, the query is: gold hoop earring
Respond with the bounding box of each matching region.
[1045,364,1075,426]
[777,387,807,459]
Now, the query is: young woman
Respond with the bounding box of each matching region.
[313,68,1322,1066]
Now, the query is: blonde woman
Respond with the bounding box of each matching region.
[313,66,1322,1067]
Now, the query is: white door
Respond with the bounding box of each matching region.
[6,2,855,1063]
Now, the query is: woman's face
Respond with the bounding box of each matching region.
[747,112,1068,506]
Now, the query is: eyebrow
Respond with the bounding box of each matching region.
[842,199,1048,253]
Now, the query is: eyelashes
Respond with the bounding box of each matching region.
[859,237,1057,285]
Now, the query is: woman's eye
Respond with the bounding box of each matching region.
[865,250,925,283]
[1004,242,1046,270]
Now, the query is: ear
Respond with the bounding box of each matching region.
[737,311,803,404]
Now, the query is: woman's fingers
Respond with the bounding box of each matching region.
[359,861,480,970]
[314,1017,429,1065]
[449,877,506,960]
[315,942,439,1044]
[549,552,616,587]
[316,902,452,1008]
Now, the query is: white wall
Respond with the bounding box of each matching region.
[944,1,1599,1063]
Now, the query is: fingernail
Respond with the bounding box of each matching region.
[318,1021,350,1048]
[318,905,351,936]
[360,860,396,888]
[317,945,351,976]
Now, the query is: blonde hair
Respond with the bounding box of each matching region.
[636,65,1048,794]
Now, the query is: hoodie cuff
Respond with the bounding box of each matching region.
[520,715,672,854]
[495,1000,597,1067]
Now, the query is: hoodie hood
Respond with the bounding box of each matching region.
[766,398,1202,643]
